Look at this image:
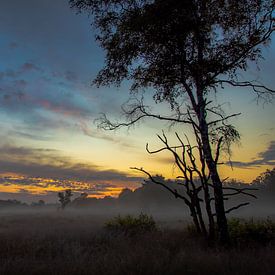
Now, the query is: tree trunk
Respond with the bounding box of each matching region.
[194,91,229,244]
[199,117,229,244]
[189,206,202,234]
[203,183,215,240]
[194,197,208,238]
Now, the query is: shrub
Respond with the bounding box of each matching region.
[105,213,157,236]
[228,218,275,245]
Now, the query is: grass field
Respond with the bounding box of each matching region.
[0,209,274,275]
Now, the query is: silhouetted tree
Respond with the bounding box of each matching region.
[252,168,275,197]
[132,132,257,239]
[70,0,275,243]
[58,189,73,210]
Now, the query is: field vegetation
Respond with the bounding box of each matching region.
[0,210,274,275]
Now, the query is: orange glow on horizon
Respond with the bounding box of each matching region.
[0,162,272,201]
[0,174,133,199]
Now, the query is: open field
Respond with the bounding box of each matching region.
[0,209,274,275]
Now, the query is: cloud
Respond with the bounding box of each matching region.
[227,141,275,168]
[65,70,78,82]
[9,42,19,49]
[0,176,117,193]
[258,141,275,162]
[21,62,42,73]
[0,144,142,186]
[0,63,42,80]
[9,130,53,141]
[0,63,95,133]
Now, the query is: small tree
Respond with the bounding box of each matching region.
[58,189,73,210]
[70,0,275,243]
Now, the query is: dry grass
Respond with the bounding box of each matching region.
[0,210,274,275]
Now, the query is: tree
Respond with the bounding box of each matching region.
[252,168,275,197]
[131,131,257,239]
[132,132,214,238]
[58,189,73,210]
[70,0,275,243]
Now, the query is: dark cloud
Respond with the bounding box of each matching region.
[0,63,42,80]
[227,141,275,168]
[0,176,117,193]
[65,70,78,82]
[0,0,125,140]
[0,64,94,132]
[3,69,20,79]
[258,141,275,162]
[0,145,55,158]
[0,145,142,184]
[21,62,42,73]
[8,42,19,49]
[51,70,79,83]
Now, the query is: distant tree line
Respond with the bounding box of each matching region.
[0,168,274,217]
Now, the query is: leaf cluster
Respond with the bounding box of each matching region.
[70,0,275,106]
[105,213,157,236]
[228,217,275,245]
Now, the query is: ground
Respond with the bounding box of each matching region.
[0,209,274,275]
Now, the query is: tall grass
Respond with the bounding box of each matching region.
[0,211,274,275]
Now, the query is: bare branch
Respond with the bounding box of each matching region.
[96,99,195,131]
[223,191,257,199]
[222,186,258,199]
[209,183,258,199]
[217,80,275,101]
[225,202,250,214]
[212,202,250,216]
[208,112,242,126]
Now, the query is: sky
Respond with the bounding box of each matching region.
[0,0,274,203]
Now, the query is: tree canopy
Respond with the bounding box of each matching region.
[71,0,274,104]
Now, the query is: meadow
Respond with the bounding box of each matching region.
[0,209,274,275]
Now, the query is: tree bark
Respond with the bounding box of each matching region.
[193,196,208,237]
[190,206,202,234]
[190,68,228,242]
[203,183,216,240]
[198,110,229,244]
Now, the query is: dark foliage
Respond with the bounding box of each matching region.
[228,217,275,246]
[58,189,73,209]
[105,213,157,236]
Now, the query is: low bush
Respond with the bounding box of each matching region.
[105,213,157,236]
[228,217,275,245]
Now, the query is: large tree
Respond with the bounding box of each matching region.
[70,0,275,243]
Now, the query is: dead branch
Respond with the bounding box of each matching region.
[218,80,275,100]
[207,112,242,126]
[223,186,258,199]
[225,202,250,214]
[212,202,250,216]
